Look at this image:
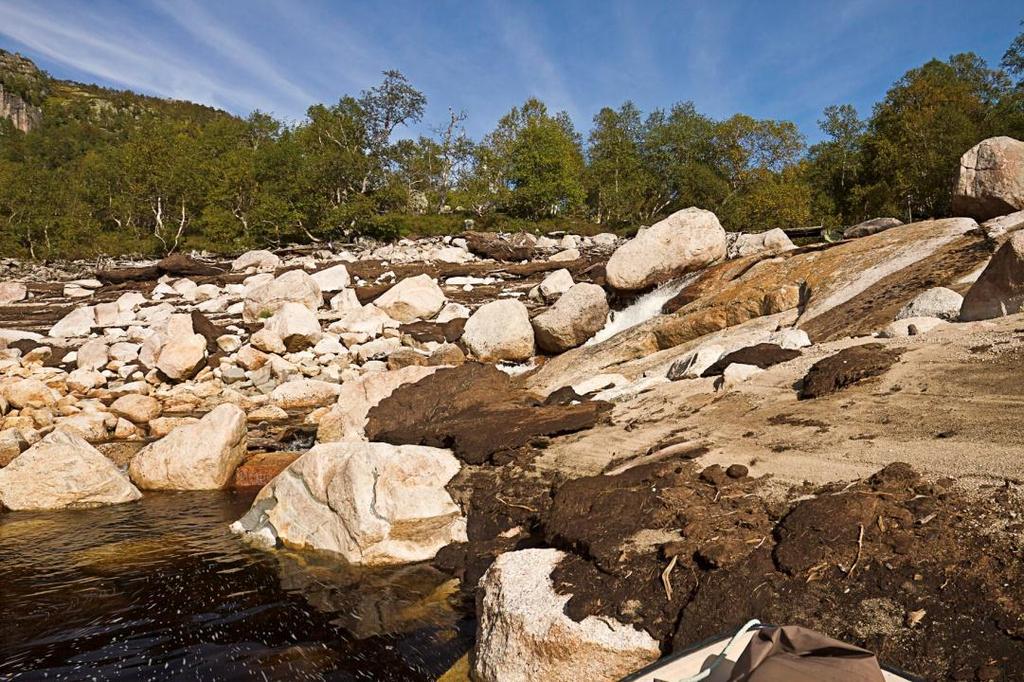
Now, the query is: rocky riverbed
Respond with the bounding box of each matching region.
[3,136,1024,681]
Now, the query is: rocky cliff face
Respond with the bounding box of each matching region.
[0,83,42,132]
[0,49,47,132]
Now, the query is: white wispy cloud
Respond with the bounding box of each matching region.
[150,0,315,112]
[0,0,304,117]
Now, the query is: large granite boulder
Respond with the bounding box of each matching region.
[231,249,280,272]
[0,429,141,510]
[952,136,1024,221]
[960,231,1024,321]
[462,299,535,362]
[243,269,322,323]
[532,283,609,353]
[373,274,446,323]
[155,314,206,381]
[262,302,322,351]
[128,404,247,490]
[231,441,467,566]
[473,549,660,682]
[605,207,726,291]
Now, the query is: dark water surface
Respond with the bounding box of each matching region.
[0,490,472,681]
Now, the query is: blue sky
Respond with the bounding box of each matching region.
[0,0,1020,144]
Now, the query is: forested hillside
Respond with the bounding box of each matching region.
[1,25,1023,259]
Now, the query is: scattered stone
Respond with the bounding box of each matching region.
[310,263,351,292]
[231,249,280,272]
[155,314,206,381]
[768,328,812,349]
[0,281,27,304]
[270,378,342,409]
[880,316,948,338]
[76,338,109,370]
[109,394,161,423]
[3,378,59,408]
[373,273,446,322]
[537,268,574,302]
[242,269,322,323]
[718,362,762,389]
[263,302,322,351]
[50,306,95,338]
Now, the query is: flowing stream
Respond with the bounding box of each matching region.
[0,490,471,681]
[587,273,700,346]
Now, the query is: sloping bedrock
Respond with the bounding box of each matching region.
[525,218,984,396]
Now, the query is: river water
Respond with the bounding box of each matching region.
[0,489,472,681]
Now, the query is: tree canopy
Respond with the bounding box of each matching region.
[1,23,1023,259]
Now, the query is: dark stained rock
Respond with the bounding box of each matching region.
[798,343,902,399]
[543,459,774,642]
[364,362,610,464]
[190,310,226,353]
[463,231,536,261]
[399,318,466,344]
[156,253,224,277]
[97,265,161,284]
[700,343,801,377]
[843,217,903,239]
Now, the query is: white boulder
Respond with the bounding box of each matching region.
[896,287,963,322]
[311,263,352,292]
[463,300,535,362]
[50,306,95,338]
[232,249,281,272]
[532,283,609,353]
[373,274,446,323]
[263,302,322,351]
[0,429,141,511]
[231,441,466,565]
[606,207,726,291]
[128,404,247,490]
[473,548,660,682]
[243,269,322,323]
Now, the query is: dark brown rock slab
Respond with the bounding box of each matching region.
[364,362,610,464]
[798,343,903,400]
[701,343,801,377]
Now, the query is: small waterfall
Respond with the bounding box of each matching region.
[587,273,700,345]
